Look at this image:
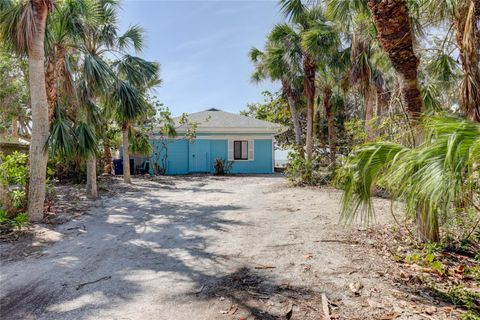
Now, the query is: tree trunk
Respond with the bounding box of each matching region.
[45,49,57,122]
[0,158,11,214]
[453,1,480,122]
[27,2,50,222]
[11,116,18,141]
[103,144,113,174]
[303,54,316,161]
[416,206,440,242]
[324,87,336,165]
[282,80,302,147]
[364,85,375,140]
[375,81,390,116]
[86,155,98,199]
[367,0,423,123]
[368,0,441,242]
[122,123,131,184]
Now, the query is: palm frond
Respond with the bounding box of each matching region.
[128,127,152,155]
[47,105,76,157]
[118,24,144,52]
[113,55,159,88]
[337,116,480,236]
[83,52,115,93]
[110,80,147,123]
[279,0,306,22]
[0,0,35,54]
[337,142,408,224]
[76,121,98,159]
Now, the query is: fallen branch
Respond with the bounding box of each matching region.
[76,276,111,290]
[313,239,359,245]
[254,264,276,270]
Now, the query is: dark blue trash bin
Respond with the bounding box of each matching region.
[113,159,123,175]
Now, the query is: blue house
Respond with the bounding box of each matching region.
[150,109,286,174]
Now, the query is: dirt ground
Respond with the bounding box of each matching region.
[0,175,463,319]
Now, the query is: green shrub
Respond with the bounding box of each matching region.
[285,151,332,186]
[0,152,29,230]
[213,158,232,175]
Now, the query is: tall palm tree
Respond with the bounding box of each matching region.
[421,0,480,122]
[366,0,424,129]
[77,0,156,188]
[316,47,349,164]
[279,1,338,161]
[0,0,55,221]
[44,0,99,121]
[249,32,304,148]
[109,56,159,184]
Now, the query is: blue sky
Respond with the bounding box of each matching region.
[119,0,283,116]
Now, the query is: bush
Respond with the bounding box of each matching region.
[0,152,29,230]
[285,150,332,186]
[213,158,233,175]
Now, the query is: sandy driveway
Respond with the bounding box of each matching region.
[1,175,438,319]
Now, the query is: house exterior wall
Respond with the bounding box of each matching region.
[150,137,273,175]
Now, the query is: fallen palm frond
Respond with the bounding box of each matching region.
[336,115,480,239]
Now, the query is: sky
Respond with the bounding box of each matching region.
[119,0,284,117]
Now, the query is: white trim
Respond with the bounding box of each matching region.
[154,126,287,135]
[150,135,275,141]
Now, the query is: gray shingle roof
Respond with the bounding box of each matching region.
[173,109,286,134]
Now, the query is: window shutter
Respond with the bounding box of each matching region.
[228,140,234,161]
[248,139,254,160]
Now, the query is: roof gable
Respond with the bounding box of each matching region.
[172,109,286,134]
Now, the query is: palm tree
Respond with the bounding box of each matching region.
[316,47,349,164]
[0,0,55,221]
[77,0,156,189]
[337,116,480,242]
[44,0,99,121]
[249,33,304,148]
[107,55,159,184]
[366,0,424,130]
[279,1,339,161]
[422,0,480,122]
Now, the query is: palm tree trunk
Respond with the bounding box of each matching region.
[282,80,302,147]
[103,144,112,174]
[27,1,50,222]
[122,123,131,184]
[416,206,440,242]
[375,82,390,116]
[364,85,375,140]
[453,1,480,122]
[45,49,56,122]
[324,87,336,164]
[0,158,11,215]
[86,156,98,199]
[11,116,18,141]
[367,0,441,242]
[367,0,423,123]
[303,54,316,161]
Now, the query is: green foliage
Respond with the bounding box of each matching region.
[129,128,152,155]
[434,285,480,311]
[213,158,233,176]
[336,116,480,238]
[0,151,27,186]
[285,150,332,186]
[0,152,28,230]
[242,91,298,148]
[11,212,28,229]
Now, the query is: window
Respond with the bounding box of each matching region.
[234,141,248,160]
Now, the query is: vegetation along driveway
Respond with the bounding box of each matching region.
[0,176,451,319]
